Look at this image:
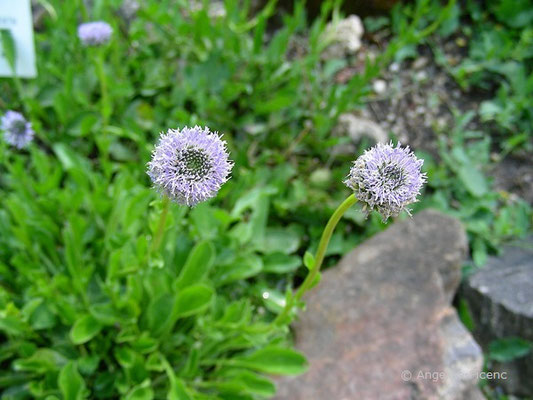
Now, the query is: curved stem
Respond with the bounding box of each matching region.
[273,194,358,326]
[149,196,171,259]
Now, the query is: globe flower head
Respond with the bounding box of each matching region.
[147,126,233,206]
[1,111,34,149]
[77,21,113,46]
[344,142,426,221]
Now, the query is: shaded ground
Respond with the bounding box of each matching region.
[491,156,533,205]
[335,29,533,204]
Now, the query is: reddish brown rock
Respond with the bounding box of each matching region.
[275,209,483,400]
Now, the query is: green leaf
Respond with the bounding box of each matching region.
[77,355,100,375]
[259,288,287,314]
[457,299,475,332]
[126,384,154,400]
[89,303,119,325]
[231,186,277,218]
[479,101,502,121]
[0,315,28,336]
[174,284,214,318]
[146,352,164,372]
[0,29,16,72]
[70,314,103,345]
[489,337,532,362]
[232,346,308,375]
[263,253,300,273]
[189,204,219,239]
[491,0,533,28]
[14,349,66,374]
[132,334,158,354]
[237,371,276,396]
[53,143,90,171]
[146,293,175,336]
[437,2,460,37]
[168,378,192,400]
[146,284,214,336]
[163,354,193,400]
[364,16,390,32]
[114,347,137,369]
[58,362,87,400]
[303,251,315,270]
[213,255,263,285]
[457,165,488,197]
[174,241,215,290]
[472,237,488,267]
[261,227,301,254]
[30,303,57,330]
[218,369,276,396]
[394,44,417,62]
[217,300,252,325]
[254,91,295,114]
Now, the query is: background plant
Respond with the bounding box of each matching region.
[432,0,533,153]
[1,0,532,398]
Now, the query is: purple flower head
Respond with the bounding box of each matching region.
[77,21,113,46]
[147,126,233,206]
[344,142,426,221]
[1,111,34,149]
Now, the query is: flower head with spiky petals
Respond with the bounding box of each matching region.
[1,111,34,149]
[344,142,426,220]
[147,126,233,206]
[77,21,113,46]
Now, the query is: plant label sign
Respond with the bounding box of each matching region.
[0,0,37,78]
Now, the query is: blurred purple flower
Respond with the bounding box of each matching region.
[1,111,34,149]
[344,141,426,220]
[77,21,113,46]
[147,126,233,206]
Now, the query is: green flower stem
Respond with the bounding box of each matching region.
[149,196,171,259]
[13,76,29,114]
[94,51,112,176]
[273,194,358,326]
[94,51,111,126]
[78,0,89,21]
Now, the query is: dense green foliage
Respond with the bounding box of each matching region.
[0,0,531,398]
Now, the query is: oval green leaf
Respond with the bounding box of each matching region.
[174,241,215,290]
[70,314,103,345]
[58,362,87,400]
[126,385,154,400]
[232,346,308,375]
[175,284,214,318]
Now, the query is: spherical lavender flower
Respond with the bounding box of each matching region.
[77,21,113,46]
[1,111,34,149]
[147,126,233,206]
[344,142,426,221]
